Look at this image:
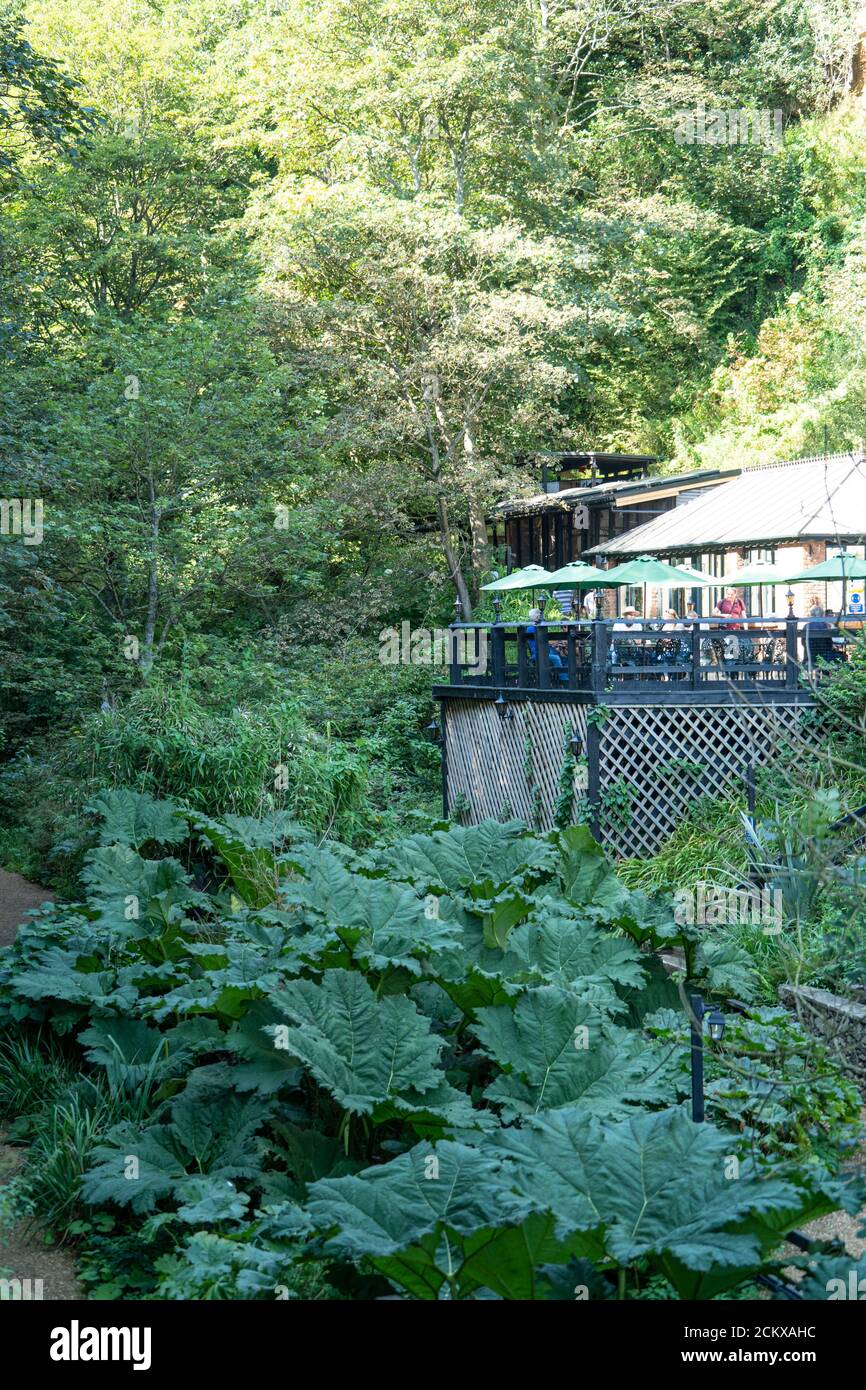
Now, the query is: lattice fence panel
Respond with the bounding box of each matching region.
[445,701,589,828]
[596,702,815,858]
[444,697,816,856]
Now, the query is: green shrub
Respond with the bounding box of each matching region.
[1,800,860,1299]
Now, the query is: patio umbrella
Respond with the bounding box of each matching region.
[536,560,627,617]
[724,559,802,618]
[787,554,866,582]
[538,561,605,587]
[786,553,866,616]
[480,564,553,592]
[601,556,713,587]
[599,555,712,618]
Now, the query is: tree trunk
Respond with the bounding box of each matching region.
[463,417,489,599]
[140,482,160,676]
[436,489,472,618]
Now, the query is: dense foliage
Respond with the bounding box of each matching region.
[1,0,865,1306]
[2,1,866,857]
[1,798,861,1299]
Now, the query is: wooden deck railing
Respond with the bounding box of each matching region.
[445,616,851,696]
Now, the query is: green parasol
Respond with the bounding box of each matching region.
[599,554,712,617]
[480,564,553,592]
[786,552,866,616]
[786,554,866,583]
[601,555,713,586]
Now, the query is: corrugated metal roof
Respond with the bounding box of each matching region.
[584,454,866,556]
[498,466,739,517]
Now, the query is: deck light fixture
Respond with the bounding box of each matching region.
[707,1006,726,1043]
[494,693,513,722]
[424,720,442,746]
[570,727,583,759]
[786,588,795,617]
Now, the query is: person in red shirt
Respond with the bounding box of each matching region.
[713,587,747,628]
[711,587,747,666]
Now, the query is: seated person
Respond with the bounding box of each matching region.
[655,608,688,663]
[805,603,843,664]
[611,606,642,666]
[527,606,565,676]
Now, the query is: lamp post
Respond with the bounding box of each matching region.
[689,993,725,1122]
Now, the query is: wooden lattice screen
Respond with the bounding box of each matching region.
[594,701,813,857]
[443,697,815,857]
[445,699,589,829]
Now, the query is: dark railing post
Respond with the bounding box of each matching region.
[449,624,463,685]
[743,757,756,817]
[586,712,602,844]
[516,625,530,687]
[567,626,578,689]
[591,619,607,695]
[537,623,551,689]
[690,620,702,690]
[785,615,799,689]
[440,702,449,818]
[491,623,506,687]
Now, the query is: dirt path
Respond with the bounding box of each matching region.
[0,867,54,947]
[0,1142,83,1300]
[0,869,83,1298]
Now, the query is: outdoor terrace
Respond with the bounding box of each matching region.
[437,615,852,705]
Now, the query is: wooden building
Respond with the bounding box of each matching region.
[495,453,739,572]
[436,452,866,858]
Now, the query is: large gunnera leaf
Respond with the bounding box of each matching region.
[472,987,675,1120]
[283,847,461,973]
[507,907,646,993]
[81,846,202,934]
[269,969,472,1125]
[382,820,558,895]
[83,1079,270,1215]
[493,1107,799,1294]
[10,946,141,1011]
[191,811,307,908]
[225,1000,305,1095]
[78,1016,222,1089]
[557,825,633,914]
[307,1141,568,1299]
[86,790,188,850]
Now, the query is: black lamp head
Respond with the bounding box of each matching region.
[707,1007,726,1042]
